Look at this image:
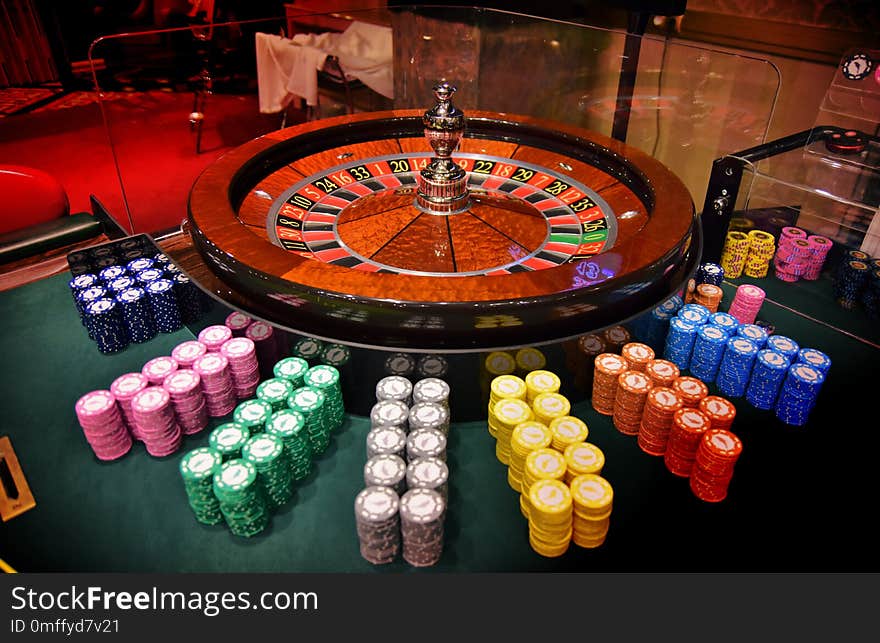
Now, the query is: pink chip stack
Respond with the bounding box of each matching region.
[225,311,253,337]
[220,337,261,399]
[171,340,208,368]
[163,369,209,435]
[803,235,833,281]
[142,356,179,386]
[109,372,149,440]
[246,321,280,376]
[727,284,766,325]
[198,325,234,352]
[773,227,811,282]
[193,352,237,417]
[131,386,182,457]
[74,390,133,461]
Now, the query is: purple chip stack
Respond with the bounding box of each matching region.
[109,372,149,440]
[171,340,208,368]
[142,355,179,386]
[198,325,233,352]
[220,337,261,399]
[163,369,209,435]
[193,352,237,417]
[246,321,279,376]
[74,390,133,461]
[803,235,833,281]
[225,311,253,337]
[131,386,183,457]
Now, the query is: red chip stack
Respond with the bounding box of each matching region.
[664,407,711,477]
[171,340,208,368]
[638,386,683,456]
[198,325,233,352]
[690,429,743,502]
[109,372,148,440]
[74,390,133,461]
[246,321,281,378]
[162,369,208,435]
[193,352,237,417]
[612,370,652,436]
[803,235,833,281]
[591,353,628,416]
[671,376,708,408]
[220,336,261,399]
[224,311,253,337]
[727,284,766,325]
[131,386,183,457]
[141,356,178,386]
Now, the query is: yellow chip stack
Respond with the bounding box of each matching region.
[521,448,567,519]
[528,479,573,558]
[480,351,517,401]
[570,474,613,549]
[515,347,547,376]
[508,421,552,492]
[720,231,751,279]
[563,442,605,483]
[743,230,776,278]
[532,392,570,425]
[524,370,561,405]
[487,375,527,438]
[549,415,588,451]
[490,398,533,465]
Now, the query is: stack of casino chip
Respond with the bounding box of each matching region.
[570,333,606,392]
[662,317,699,370]
[293,336,325,364]
[74,390,133,460]
[115,287,156,343]
[716,336,759,398]
[233,399,273,435]
[409,402,449,436]
[693,284,723,313]
[672,376,708,408]
[664,407,711,477]
[745,349,791,410]
[479,351,516,399]
[508,422,552,492]
[289,386,332,454]
[257,377,295,412]
[171,274,203,324]
[563,442,604,483]
[145,279,182,333]
[727,284,766,325]
[570,474,613,549]
[131,386,182,457]
[242,433,293,510]
[696,262,724,286]
[527,479,572,557]
[273,356,309,388]
[355,486,401,565]
[736,323,769,348]
[803,235,833,280]
[246,322,281,372]
[775,362,826,426]
[678,303,711,326]
[632,305,675,354]
[193,353,237,417]
[171,340,207,369]
[765,335,799,362]
[400,488,446,567]
[407,428,447,462]
[774,238,812,282]
[796,347,831,375]
[179,447,224,525]
[109,372,149,439]
[134,266,163,289]
[69,273,100,312]
[834,257,871,309]
[638,386,683,455]
[163,369,209,435]
[690,429,743,503]
[549,416,588,452]
[212,459,270,538]
[490,398,533,463]
[591,353,628,415]
[621,342,654,371]
[612,370,652,435]
[376,375,412,404]
[521,448,566,519]
[412,378,450,408]
[524,370,561,405]
[198,325,233,352]
[76,285,107,331]
[532,392,570,426]
[221,337,261,399]
[720,231,751,278]
[266,409,312,480]
[689,325,728,382]
[366,425,407,459]
[515,347,547,376]
[320,343,351,368]
[85,298,129,353]
[209,422,250,461]
[708,311,740,336]
[602,325,632,353]
[304,365,345,430]
[698,395,737,431]
[225,311,253,337]
[406,457,449,501]
[370,399,410,433]
[862,269,880,319]
[742,230,776,278]
[142,355,178,386]
[645,358,679,388]
[416,354,448,379]
[364,454,407,496]
[488,375,527,436]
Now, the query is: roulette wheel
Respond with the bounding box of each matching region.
[185,83,699,351]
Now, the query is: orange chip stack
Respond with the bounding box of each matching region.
[637,386,683,456]
[671,376,709,408]
[690,428,743,502]
[612,370,652,436]
[645,359,680,388]
[621,342,655,372]
[694,283,723,313]
[664,407,711,477]
[602,325,631,353]
[698,395,737,431]
[591,353,628,415]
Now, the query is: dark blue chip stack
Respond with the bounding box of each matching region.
[135,267,165,288]
[84,298,129,354]
[108,275,136,295]
[862,269,880,320]
[76,286,109,334]
[68,273,99,313]
[834,255,871,310]
[735,323,769,348]
[164,263,182,278]
[716,336,759,398]
[696,262,724,286]
[745,349,790,410]
[775,363,825,426]
[98,264,127,284]
[116,287,157,343]
[127,257,155,275]
[765,335,799,362]
[172,273,203,324]
[796,347,831,376]
[663,317,700,370]
[689,325,729,382]
[153,252,172,268]
[707,312,739,336]
[146,279,182,333]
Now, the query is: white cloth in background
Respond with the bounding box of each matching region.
[330,21,394,99]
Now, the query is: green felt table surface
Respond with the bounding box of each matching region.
[0,273,878,572]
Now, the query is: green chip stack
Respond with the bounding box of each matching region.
[233,399,273,434]
[266,409,313,481]
[288,386,331,455]
[212,459,270,538]
[273,357,309,388]
[208,422,250,461]
[292,337,324,363]
[179,447,224,525]
[256,377,295,412]
[242,433,293,511]
[304,365,345,430]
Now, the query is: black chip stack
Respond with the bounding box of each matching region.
[399,488,446,567]
[355,486,401,565]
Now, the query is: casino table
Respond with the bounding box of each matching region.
[1,270,878,573]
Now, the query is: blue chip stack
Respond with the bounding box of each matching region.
[796,347,831,376]
[746,349,790,410]
[736,324,769,348]
[84,298,129,354]
[68,273,99,316]
[862,269,880,320]
[775,363,825,426]
[716,336,759,398]
[135,267,165,288]
[678,303,711,326]
[172,273,203,324]
[98,264,127,284]
[108,275,136,295]
[153,252,172,268]
[834,256,871,309]
[663,317,699,370]
[689,325,729,382]
[146,279,182,333]
[76,286,109,334]
[765,335,799,362]
[696,262,724,286]
[116,287,157,343]
[707,312,739,336]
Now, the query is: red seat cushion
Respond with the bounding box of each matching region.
[0,165,70,235]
